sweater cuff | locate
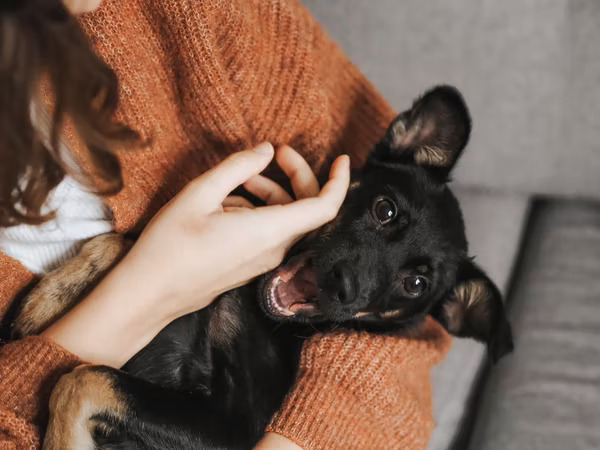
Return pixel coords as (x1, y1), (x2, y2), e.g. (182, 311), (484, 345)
(0, 336), (82, 427)
(266, 319), (451, 449)
(266, 370), (368, 449)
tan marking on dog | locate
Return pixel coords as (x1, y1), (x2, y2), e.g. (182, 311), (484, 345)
(389, 119), (428, 150)
(416, 265), (430, 274)
(388, 118), (449, 167)
(348, 181), (361, 191)
(414, 145), (448, 166)
(443, 280), (491, 333)
(380, 308), (404, 319)
(388, 120), (407, 148)
(208, 297), (242, 348)
(455, 280), (490, 309)
(354, 309), (403, 320)
(43, 366), (126, 450)
(12, 233), (130, 338)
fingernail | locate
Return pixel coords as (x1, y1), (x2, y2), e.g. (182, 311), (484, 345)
(254, 142), (274, 155)
(341, 154), (350, 168)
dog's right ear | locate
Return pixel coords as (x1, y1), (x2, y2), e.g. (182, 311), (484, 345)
(430, 259), (514, 363)
(369, 85), (471, 180)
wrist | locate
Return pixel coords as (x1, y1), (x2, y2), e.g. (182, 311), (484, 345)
(117, 245), (216, 321)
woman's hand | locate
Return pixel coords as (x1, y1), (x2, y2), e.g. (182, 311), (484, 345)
(123, 142), (349, 320)
(43, 143), (350, 367)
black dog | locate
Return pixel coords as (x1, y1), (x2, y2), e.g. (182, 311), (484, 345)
(13, 85), (513, 449)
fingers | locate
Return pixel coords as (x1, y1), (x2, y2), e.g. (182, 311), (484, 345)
(244, 146), (320, 205)
(276, 146), (320, 200)
(316, 154), (351, 213)
(222, 196), (255, 209)
(191, 143), (274, 210)
(244, 175), (293, 205)
(255, 154), (350, 234)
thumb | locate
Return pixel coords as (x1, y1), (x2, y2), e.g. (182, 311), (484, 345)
(191, 143), (274, 210)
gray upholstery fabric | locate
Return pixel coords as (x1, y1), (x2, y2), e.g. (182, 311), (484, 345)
(468, 200), (600, 450)
(301, 0), (600, 199)
(429, 188), (530, 450)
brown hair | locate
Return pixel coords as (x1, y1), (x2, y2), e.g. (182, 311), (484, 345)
(0, 0), (139, 227)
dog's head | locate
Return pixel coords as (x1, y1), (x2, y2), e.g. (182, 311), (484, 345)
(260, 86), (513, 362)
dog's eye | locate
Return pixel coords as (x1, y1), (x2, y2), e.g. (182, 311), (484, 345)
(402, 275), (429, 297)
(372, 197), (397, 224)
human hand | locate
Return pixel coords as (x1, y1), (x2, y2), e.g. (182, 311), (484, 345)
(120, 142), (350, 321)
(43, 143), (349, 368)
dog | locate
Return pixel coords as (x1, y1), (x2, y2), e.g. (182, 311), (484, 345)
(12, 85), (513, 449)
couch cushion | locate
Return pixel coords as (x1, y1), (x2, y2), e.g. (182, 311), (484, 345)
(428, 187), (530, 450)
(468, 200), (600, 450)
(301, 0), (600, 199)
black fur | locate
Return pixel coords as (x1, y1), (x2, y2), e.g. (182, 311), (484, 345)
(88, 86), (513, 449)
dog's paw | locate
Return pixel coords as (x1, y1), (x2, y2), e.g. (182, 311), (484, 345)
(12, 233), (129, 338)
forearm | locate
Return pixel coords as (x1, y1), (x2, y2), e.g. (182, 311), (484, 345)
(41, 257), (172, 369)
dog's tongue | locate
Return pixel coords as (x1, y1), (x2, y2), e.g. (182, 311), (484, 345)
(275, 258), (318, 311)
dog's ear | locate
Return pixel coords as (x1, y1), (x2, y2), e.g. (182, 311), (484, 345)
(431, 259), (513, 363)
(370, 85), (471, 178)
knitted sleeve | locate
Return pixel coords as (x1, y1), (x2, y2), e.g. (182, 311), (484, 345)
(0, 257), (81, 448)
(267, 318), (452, 449)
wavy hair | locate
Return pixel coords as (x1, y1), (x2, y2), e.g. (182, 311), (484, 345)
(0, 0), (139, 226)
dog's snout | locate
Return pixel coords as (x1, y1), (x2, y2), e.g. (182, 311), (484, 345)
(326, 262), (356, 305)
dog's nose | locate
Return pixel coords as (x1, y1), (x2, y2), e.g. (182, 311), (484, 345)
(327, 262), (356, 304)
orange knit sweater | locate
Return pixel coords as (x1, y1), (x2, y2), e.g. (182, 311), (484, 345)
(0, 1), (451, 448)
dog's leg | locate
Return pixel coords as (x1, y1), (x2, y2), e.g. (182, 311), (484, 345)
(12, 233), (129, 338)
(44, 365), (255, 450)
(43, 365), (127, 450)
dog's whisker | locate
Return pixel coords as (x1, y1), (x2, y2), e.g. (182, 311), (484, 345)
(330, 320), (342, 333)
(294, 333), (312, 339)
(308, 322), (320, 333)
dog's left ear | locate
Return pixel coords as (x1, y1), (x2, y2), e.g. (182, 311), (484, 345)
(431, 260), (514, 363)
(370, 85), (471, 179)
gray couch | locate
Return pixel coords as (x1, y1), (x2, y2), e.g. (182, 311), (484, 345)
(301, 1), (600, 448)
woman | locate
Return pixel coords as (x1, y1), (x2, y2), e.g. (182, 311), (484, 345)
(0, 0), (451, 448)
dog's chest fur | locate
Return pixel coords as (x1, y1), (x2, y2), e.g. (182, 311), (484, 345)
(123, 283), (304, 440)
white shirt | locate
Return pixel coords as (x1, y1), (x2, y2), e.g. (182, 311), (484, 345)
(0, 176), (113, 276)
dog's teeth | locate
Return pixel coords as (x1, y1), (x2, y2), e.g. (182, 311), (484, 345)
(267, 276), (295, 317)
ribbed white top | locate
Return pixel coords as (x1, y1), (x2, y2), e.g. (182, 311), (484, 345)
(0, 177), (113, 276)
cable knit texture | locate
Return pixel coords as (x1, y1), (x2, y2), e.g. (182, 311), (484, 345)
(0, 0), (451, 448)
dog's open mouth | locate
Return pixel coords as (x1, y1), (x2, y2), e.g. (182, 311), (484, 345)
(265, 252), (321, 318)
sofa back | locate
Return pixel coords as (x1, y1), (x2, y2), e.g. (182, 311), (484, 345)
(302, 0), (600, 200)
